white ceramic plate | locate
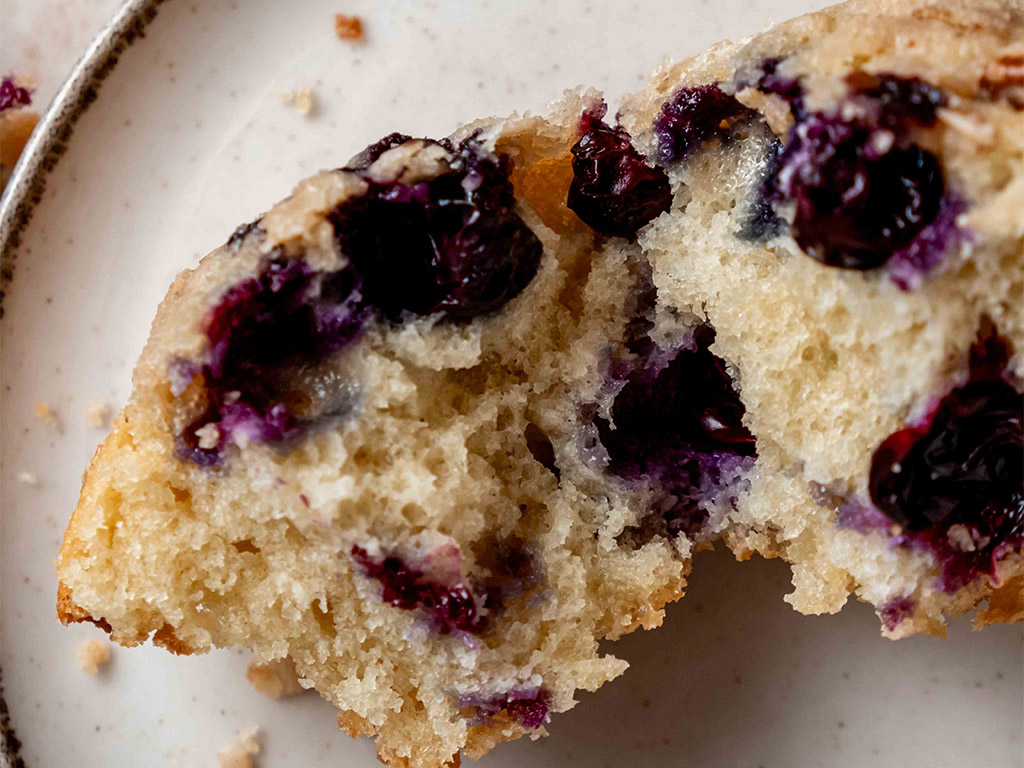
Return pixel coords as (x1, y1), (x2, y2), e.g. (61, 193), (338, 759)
(2, 1), (1021, 766)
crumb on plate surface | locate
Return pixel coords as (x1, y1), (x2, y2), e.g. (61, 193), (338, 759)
(217, 725), (262, 768)
(246, 658), (305, 699)
(334, 13), (364, 41)
(77, 639), (110, 675)
(86, 400), (112, 428)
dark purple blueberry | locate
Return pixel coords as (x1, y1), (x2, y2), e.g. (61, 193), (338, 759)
(0, 77), (31, 112)
(351, 545), (485, 634)
(767, 73), (952, 271)
(505, 689), (552, 729)
(599, 324), (756, 475)
(653, 83), (754, 164)
(847, 72), (947, 128)
(332, 137), (542, 320)
(205, 258), (364, 378)
(771, 114), (945, 269)
(599, 323), (756, 543)
(869, 324), (1023, 590)
(870, 379), (1022, 531)
(567, 115), (672, 239)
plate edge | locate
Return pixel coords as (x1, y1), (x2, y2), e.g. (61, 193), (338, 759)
(0, 0), (168, 317)
(0, 2), (168, 762)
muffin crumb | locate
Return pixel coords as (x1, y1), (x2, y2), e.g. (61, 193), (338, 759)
(85, 400), (112, 428)
(279, 88), (317, 117)
(77, 639), (110, 674)
(34, 402), (61, 431)
(217, 725), (261, 768)
(334, 13), (364, 41)
(246, 658), (305, 699)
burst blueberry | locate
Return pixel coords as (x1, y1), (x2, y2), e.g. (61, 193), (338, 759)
(178, 258), (366, 463)
(567, 110), (672, 239)
(0, 77), (31, 112)
(767, 73), (952, 271)
(869, 323), (1024, 590)
(598, 323), (756, 541)
(653, 83), (754, 164)
(332, 137), (542, 320)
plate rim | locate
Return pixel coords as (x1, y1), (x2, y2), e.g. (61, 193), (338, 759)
(0, 0), (166, 314)
(0, 2), (165, 763)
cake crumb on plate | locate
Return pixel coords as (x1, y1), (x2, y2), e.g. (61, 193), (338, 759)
(246, 658), (305, 699)
(85, 400), (111, 428)
(217, 725), (261, 768)
(279, 88), (316, 117)
(77, 639), (110, 674)
(34, 402), (62, 431)
(334, 13), (364, 41)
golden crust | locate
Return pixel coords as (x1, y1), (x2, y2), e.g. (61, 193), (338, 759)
(974, 575), (1024, 628)
(56, 581), (111, 632)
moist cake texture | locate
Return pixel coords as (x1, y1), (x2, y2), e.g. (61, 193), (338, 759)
(57, 0), (1023, 765)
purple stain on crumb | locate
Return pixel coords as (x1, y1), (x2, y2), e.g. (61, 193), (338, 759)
(0, 77), (31, 112)
(879, 595), (916, 630)
(653, 83), (754, 164)
(834, 500), (893, 534)
(755, 57), (805, 115)
(597, 323), (756, 543)
(351, 545), (485, 635)
(886, 194), (968, 290)
(868, 321), (1023, 591)
(459, 688), (551, 729)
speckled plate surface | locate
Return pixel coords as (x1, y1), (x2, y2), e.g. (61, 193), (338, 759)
(1, 1), (1022, 766)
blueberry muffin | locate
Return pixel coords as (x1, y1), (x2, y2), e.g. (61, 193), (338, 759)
(57, 0), (1023, 765)
(617, 0), (1023, 636)
(58, 95), (686, 768)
